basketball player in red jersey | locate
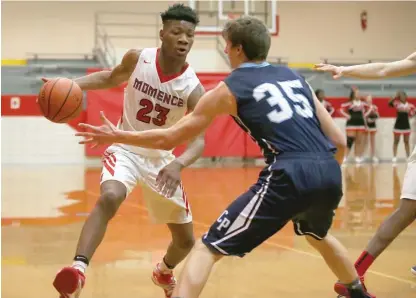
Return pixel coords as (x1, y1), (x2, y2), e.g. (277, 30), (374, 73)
(316, 52), (416, 296)
(48, 4), (205, 298)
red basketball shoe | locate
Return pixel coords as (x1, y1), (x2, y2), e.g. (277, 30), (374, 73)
(151, 263), (177, 298)
(53, 267), (85, 298)
(334, 276), (376, 298)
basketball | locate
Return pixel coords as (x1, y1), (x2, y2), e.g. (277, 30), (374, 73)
(38, 78), (83, 123)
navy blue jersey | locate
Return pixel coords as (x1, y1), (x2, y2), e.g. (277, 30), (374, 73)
(223, 62), (336, 162)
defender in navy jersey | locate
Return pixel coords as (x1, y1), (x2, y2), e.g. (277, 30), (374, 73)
(78, 16), (372, 298)
(228, 62), (336, 162)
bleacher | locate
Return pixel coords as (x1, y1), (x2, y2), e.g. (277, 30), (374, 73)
(2, 53), (102, 95)
(292, 67), (416, 98)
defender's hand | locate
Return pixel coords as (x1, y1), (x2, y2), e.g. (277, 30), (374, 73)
(314, 63), (344, 79)
(156, 160), (184, 198)
(76, 111), (119, 148)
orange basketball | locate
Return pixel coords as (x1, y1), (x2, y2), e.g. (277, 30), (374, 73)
(38, 78), (83, 123)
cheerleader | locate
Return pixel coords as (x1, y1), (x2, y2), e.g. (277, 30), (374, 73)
(339, 88), (371, 164)
(389, 91), (415, 162)
(365, 95), (379, 163)
(315, 89), (335, 116)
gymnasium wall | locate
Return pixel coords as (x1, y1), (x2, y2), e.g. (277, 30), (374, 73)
(114, 41), (231, 73)
(2, 1), (415, 63)
(2, 72), (415, 164)
(271, 1), (416, 62)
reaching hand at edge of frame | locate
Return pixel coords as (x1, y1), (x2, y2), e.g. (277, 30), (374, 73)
(76, 111), (120, 148)
(314, 63), (344, 79)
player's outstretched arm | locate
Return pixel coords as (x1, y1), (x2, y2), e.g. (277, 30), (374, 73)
(315, 52), (416, 79)
(77, 82), (237, 149)
(43, 49), (140, 90)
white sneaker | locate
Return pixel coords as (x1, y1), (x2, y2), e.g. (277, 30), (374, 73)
(372, 157), (379, 164)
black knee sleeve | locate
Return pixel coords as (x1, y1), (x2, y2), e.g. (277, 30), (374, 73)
(347, 136), (355, 149)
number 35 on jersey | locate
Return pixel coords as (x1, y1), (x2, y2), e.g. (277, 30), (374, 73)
(253, 79), (313, 124)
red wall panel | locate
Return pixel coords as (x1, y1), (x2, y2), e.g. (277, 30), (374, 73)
(1, 95), (87, 131)
(85, 89), (124, 156)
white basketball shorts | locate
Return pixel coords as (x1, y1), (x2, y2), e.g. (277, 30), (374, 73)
(401, 147), (416, 201)
(100, 145), (192, 224)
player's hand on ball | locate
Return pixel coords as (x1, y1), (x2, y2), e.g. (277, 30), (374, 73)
(314, 63), (344, 79)
(76, 111), (119, 148)
(156, 160), (184, 198)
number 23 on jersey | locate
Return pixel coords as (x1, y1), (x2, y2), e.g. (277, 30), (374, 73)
(136, 98), (170, 126)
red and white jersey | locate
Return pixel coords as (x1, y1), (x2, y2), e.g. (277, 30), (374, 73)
(391, 100), (416, 117)
(340, 100), (370, 118)
(115, 48), (200, 157)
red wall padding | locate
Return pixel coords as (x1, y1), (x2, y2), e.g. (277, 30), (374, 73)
(1, 94), (87, 131)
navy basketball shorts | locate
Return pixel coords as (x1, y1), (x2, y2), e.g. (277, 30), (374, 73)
(202, 153), (343, 257)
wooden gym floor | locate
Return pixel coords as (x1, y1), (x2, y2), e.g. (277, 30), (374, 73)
(2, 163), (416, 298)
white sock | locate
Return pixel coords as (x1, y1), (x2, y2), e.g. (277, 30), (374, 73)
(159, 260), (172, 273)
(72, 260), (87, 274)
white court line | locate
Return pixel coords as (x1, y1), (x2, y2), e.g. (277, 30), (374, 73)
(86, 190), (416, 286)
(192, 218), (416, 286)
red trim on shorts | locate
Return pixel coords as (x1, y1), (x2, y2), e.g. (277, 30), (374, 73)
(180, 183), (189, 215)
(393, 130), (411, 135)
(107, 154), (116, 167)
(102, 151), (116, 176)
(103, 161), (114, 176)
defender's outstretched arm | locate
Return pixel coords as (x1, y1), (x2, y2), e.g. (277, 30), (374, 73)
(77, 82), (237, 149)
(315, 52), (416, 79)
